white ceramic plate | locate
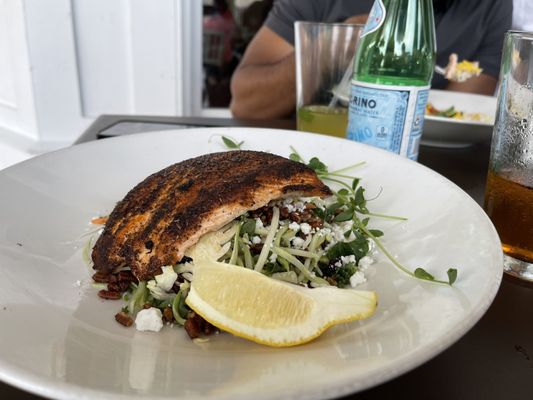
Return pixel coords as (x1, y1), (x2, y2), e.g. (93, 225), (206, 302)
(0, 128), (502, 400)
(423, 89), (497, 148)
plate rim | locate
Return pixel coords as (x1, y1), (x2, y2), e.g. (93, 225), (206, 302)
(0, 127), (504, 400)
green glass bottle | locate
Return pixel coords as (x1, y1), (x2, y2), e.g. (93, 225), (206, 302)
(346, 0), (436, 160)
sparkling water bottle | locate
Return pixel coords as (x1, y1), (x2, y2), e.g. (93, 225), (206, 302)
(346, 0), (436, 160)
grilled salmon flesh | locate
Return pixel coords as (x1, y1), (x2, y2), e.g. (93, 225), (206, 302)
(91, 151), (332, 281)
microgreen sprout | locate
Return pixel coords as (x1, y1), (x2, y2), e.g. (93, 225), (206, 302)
(290, 147), (458, 286)
(221, 135), (244, 149)
(209, 134), (245, 150)
(208, 138), (455, 285)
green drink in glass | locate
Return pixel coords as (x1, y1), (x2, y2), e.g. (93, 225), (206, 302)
(295, 22), (363, 138)
(346, 0), (436, 160)
(297, 105), (348, 138)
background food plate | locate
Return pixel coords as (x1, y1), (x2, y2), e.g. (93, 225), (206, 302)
(423, 89), (497, 148)
(0, 128), (502, 400)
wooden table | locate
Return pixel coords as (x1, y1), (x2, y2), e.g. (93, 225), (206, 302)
(3, 115), (532, 400)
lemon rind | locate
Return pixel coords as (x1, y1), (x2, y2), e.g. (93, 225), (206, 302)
(185, 260), (378, 347)
(186, 286), (377, 347)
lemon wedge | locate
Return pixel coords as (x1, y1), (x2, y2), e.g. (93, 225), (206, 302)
(185, 260), (378, 347)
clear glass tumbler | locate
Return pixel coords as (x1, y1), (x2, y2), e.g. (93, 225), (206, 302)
(484, 31), (533, 282)
(295, 22), (363, 138)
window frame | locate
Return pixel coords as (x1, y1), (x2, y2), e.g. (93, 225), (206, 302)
(177, 0), (232, 118)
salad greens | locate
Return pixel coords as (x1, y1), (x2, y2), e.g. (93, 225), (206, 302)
(287, 146), (457, 286)
(220, 138), (458, 286)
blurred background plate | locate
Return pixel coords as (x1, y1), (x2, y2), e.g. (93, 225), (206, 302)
(422, 90), (497, 148)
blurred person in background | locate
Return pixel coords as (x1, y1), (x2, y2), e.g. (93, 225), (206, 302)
(203, 0), (237, 67)
(239, 0), (274, 42)
(230, 0), (512, 119)
(203, 0), (237, 107)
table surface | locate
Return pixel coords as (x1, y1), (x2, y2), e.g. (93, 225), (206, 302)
(3, 115), (533, 400)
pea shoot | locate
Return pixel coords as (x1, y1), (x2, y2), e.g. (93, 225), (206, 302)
(289, 146), (458, 286)
(216, 137), (458, 286)
(221, 135), (244, 150)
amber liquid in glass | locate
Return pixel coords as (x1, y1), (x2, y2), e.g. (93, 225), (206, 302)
(484, 169), (533, 263)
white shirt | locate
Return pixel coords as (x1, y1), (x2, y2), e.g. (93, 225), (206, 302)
(513, 0), (533, 31)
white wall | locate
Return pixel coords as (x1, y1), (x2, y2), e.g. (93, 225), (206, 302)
(72, 0), (181, 117)
(0, 0), (205, 164)
(0, 0), (38, 141)
(23, 0), (91, 145)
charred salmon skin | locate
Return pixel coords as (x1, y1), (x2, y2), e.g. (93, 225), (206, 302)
(91, 151), (332, 281)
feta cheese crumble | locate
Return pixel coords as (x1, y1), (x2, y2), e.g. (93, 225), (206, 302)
(147, 265), (178, 300)
(340, 255), (356, 265)
(300, 223), (312, 235)
(281, 198), (307, 213)
(358, 255), (374, 270)
(349, 271), (367, 287)
(154, 265), (177, 291)
(288, 221), (300, 232)
(135, 308), (164, 332)
(291, 237), (305, 248)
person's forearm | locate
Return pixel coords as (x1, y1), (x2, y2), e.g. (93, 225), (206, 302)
(445, 73), (497, 96)
(230, 53), (296, 119)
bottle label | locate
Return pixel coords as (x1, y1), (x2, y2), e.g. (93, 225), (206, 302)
(361, 0), (386, 37)
(346, 81), (430, 160)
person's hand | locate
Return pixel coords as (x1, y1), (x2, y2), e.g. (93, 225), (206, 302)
(344, 14), (369, 25)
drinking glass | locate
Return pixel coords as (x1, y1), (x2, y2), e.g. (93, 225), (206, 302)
(295, 22), (363, 138)
(484, 31), (533, 282)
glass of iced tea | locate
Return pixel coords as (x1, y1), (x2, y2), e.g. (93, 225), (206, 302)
(484, 31), (533, 282)
(295, 22), (363, 138)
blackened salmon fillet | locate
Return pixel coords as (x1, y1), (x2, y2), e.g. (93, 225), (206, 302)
(91, 151), (332, 281)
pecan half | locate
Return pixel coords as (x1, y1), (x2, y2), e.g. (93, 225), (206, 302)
(97, 290), (122, 300)
(184, 313), (201, 339)
(115, 311), (134, 327)
(92, 271), (110, 283)
(184, 312), (218, 339)
(162, 307), (174, 323)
